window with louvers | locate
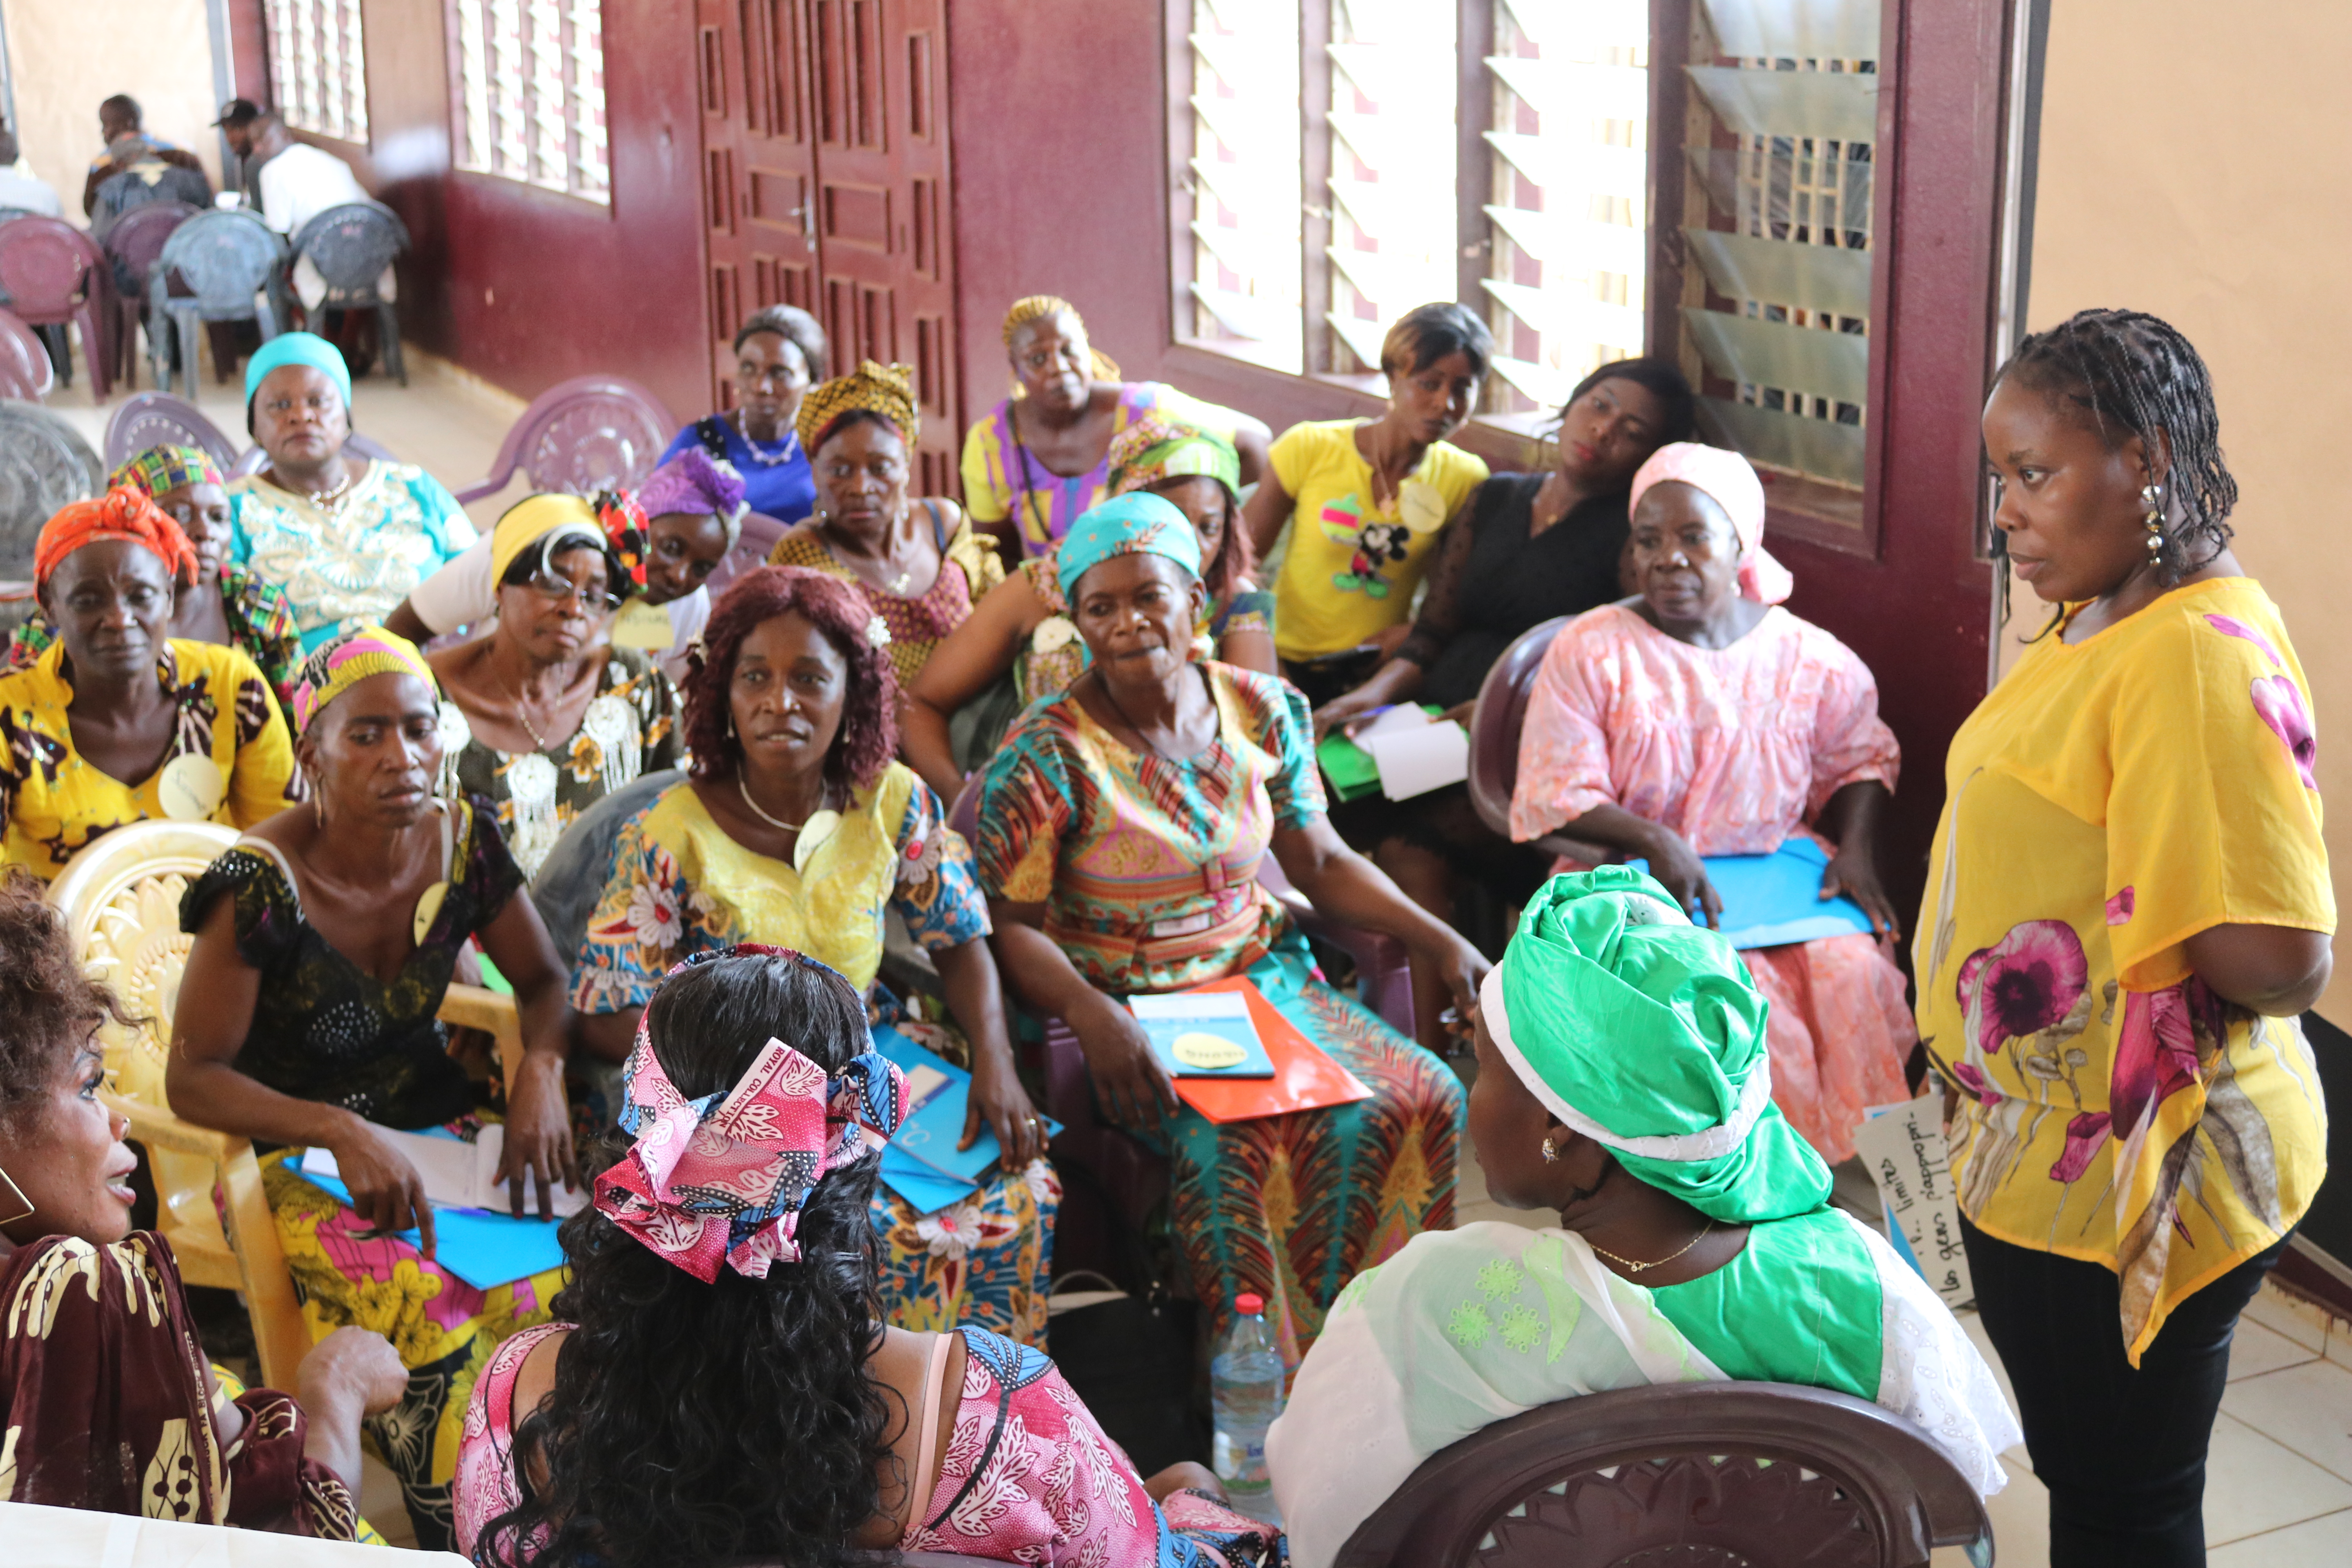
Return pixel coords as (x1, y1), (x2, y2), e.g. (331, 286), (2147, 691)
(264, 0), (370, 145)
(1181, 0), (1305, 373)
(447, 0), (611, 204)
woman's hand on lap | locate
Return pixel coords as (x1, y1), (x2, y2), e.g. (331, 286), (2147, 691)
(330, 1122), (438, 1258)
(1069, 989), (1180, 1129)
(1819, 841), (1900, 938)
(964, 1049), (1047, 1167)
(497, 1053), (580, 1220)
(1640, 826), (1722, 929)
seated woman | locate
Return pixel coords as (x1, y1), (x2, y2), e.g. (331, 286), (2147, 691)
(961, 294), (1270, 559)
(455, 947), (1278, 1567)
(1510, 445), (1914, 1165)
(390, 449), (744, 686)
(8, 445), (302, 698)
(901, 417), (1276, 802)
(1241, 303), (1495, 706)
(427, 495), (681, 880)
(657, 303), (826, 523)
(1309, 358), (1694, 1048)
(227, 333), (477, 653)
(766, 360), (1003, 685)
(1265, 869), (2020, 1568)
(0, 489), (297, 882)
(166, 627), (579, 1550)
(975, 495), (1483, 1358)
(0, 864), (407, 1536)
(570, 567), (1056, 1341)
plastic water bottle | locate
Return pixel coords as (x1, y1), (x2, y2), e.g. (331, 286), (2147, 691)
(1210, 1290), (1286, 1525)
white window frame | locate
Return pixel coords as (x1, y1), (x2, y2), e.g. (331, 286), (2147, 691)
(263, 0), (370, 145)
(446, 0), (611, 205)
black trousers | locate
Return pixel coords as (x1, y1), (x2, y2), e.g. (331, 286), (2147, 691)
(1961, 1213), (2290, 1567)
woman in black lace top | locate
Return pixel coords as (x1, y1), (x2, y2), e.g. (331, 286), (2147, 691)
(1312, 359), (1692, 1047)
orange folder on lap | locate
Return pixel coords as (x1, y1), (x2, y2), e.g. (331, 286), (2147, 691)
(1160, 976), (1373, 1124)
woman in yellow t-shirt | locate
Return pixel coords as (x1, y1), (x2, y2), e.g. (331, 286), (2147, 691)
(1241, 303), (1492, 704)
(1922, 309), (2332, 1565)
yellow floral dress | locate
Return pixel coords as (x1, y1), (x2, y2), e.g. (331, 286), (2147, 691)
(1915, 579), (2333, 1363)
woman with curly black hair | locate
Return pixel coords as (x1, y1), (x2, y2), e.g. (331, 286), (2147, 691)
(1922, 307), (2333, 1564)
(457, 947), (1278, 1568)
(0, 866), (405, 1537)
(569, 566), (1057, 1344)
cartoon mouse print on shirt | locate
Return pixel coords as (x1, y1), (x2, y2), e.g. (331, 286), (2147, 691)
(1321, 479), (1446, 599)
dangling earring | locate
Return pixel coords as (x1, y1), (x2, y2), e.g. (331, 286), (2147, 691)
(0, 1163), (34, 1226)
(1540, 1136), (1560, 1163)
(2141, 482), (2165, 561)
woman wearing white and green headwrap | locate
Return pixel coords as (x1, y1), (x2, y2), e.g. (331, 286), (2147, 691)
(1265, 869), (2020, 1568)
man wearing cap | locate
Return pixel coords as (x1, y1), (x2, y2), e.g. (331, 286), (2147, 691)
(1265, 868), (2020, 1567)
(215, 100), (388, 319)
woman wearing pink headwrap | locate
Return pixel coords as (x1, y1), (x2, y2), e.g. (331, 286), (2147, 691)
(1508, 442), (1913, 1165)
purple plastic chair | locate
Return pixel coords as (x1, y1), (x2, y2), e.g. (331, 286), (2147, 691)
(454, 375), (676, 503)
(705, 510), (791, 599)
(1467, 614), (1621, 866)
(1334, 1380), (1992, 1567)
(0, 216), (118, 401)
(0, 307), (55, 401)
(104, 391), (237, 472)
(99, 201), (199, 387)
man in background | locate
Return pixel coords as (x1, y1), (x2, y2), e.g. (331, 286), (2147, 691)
(0, 127), (64, 218)
(216, 99), (388, 374)
(83, 94), (204, 214)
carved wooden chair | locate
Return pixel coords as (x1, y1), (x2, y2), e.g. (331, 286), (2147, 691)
(1335, 1381), (1994, 1568)
(51, 820), (525, 1392)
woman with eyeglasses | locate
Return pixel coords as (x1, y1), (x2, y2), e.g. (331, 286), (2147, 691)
(6, 445), (303, 700)
(428, 496), (681, 880)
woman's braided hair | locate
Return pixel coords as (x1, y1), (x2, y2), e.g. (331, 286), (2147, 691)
(1996, 307), (2238, 582)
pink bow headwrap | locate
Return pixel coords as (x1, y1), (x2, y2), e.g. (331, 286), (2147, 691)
(1627, 442), (1793, 605)
(592, 947), (909, 1282)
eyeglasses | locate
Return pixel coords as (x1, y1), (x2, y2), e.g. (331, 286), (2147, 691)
(526, 571), (621, 613)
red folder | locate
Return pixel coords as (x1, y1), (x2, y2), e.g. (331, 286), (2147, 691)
(1163, 976), (1374, 1124)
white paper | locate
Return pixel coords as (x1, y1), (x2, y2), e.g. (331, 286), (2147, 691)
(303, 1125), (590, 1216)
(1853, 1094), (1974, 1310)
(1367, 719), (1470, 800)
(1352, 703), (1432, 740)
(1127, 991), (1253, 1019)
(1, 1499), (472, 1567)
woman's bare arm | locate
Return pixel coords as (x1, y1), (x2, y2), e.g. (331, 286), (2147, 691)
(1241, 477), (1296, 562)
(987, 900), (1178, 1127)
(902, 571), (1048, 802)
(475, 891), (582, 1212)
(2184, 924), (2333, 1016)
(1269, 817), (1489, 1018)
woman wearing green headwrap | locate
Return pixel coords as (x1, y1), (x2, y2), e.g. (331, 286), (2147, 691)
(1265, 869), (2019, 1568)
(227, 332), (478, 653)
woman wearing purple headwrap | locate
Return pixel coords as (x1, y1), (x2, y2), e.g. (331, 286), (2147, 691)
(385, 449), (747, 684)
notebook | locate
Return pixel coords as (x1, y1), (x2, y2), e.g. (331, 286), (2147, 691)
(871, 1024), (1062, 1212)
(1127, 991), (1275, 1078)
(1149, 978), (1374, 1125)
(1628, 838), (1877, 949)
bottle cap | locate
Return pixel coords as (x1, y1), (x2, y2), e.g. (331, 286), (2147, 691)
(1235, 1291), (1264, 1316)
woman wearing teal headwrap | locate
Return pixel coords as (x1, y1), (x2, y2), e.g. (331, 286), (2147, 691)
(974, 492), (1485, 1362)
(1264, 869), (2020, 1567)
(228, 332), (477, 652)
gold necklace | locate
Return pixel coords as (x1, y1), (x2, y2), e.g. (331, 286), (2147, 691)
(737, 771), (817, 833)
(497, 663), (557, 751)
(1587, 1220), (1714, 1276)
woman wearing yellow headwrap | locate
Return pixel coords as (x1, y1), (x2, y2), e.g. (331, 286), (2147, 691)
(958, 294), (1270, 559)
(426, 494), (681, 880)
(765, 360), (1005, 685)
(169, 624), (580, 1552)
(1266, 869), (2021, 1568)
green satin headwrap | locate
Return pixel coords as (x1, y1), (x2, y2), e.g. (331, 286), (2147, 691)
(1480, 867), (1831, 1224)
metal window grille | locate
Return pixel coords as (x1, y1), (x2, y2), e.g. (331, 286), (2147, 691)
(447, 0), (610, 203)
(263, 0), (370, 144)
(1185, 0), (1305, 373)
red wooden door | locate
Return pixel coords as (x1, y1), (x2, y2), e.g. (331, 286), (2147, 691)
(697, 0), (823, 415)
(807, 0), (961, 496)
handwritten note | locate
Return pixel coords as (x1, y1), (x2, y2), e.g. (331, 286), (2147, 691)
(1853, 1093), (1975, 1310)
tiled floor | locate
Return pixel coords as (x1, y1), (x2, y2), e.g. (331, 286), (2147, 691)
(1465, 1123), (2352, 1567)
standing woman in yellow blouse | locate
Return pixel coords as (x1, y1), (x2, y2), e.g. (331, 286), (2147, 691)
(1923, 308), (2333, 1566)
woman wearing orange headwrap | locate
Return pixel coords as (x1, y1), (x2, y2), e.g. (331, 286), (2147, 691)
(0, 488), (298, 880)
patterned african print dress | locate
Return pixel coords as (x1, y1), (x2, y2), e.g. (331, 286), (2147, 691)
(1015, 554), (1276, 706)
(974, 662), (1466, 1364)
(177, 799), (559, 1553)
(228, 462), (477, 654)
(0, 639), (299, 881)
(961, 381), (1244, 557)
(766, 502), (1007, 686)
(570, 766), (1060, 1344)
(6, 564), (304, 700)
(436, 648), (680, 882)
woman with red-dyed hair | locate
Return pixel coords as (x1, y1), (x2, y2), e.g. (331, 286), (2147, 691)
(570, 566), (1058, 1342)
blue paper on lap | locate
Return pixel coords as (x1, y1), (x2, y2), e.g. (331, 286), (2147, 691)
(294, 1170), (568, 1290)
(1629, 838), (1875, 949)
(870, 1023), (1060, 1214)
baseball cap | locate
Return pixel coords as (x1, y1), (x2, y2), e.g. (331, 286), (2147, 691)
(212, 99), (263, 129)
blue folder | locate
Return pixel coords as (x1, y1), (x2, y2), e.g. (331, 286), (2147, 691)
(1628, 838), (1875, 949)
(871, 1024), (1061, 1214)
(295, 1169), (568, 1290)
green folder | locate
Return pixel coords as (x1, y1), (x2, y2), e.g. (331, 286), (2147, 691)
(1316, 704), (1443, 802)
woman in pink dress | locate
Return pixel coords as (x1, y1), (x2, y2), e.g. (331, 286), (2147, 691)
(1508, 443), (1912, 1164)
(455, 946), (1279, 1568)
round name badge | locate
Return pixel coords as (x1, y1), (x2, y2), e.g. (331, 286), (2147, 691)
(1399, 479), (1448, 534)
(1170, 1031), (1249, 1071)
(792, 808), (843, 875)
(412, 880), (449, 946)
(1032, 615), (1079, 654)
(157, 755), (227, 820)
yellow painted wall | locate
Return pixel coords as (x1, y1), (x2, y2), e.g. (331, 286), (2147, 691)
(6, 0), (225, 223)
(2029, 2), (2352, 1018)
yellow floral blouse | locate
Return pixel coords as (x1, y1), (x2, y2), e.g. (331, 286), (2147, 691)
(0, 639), (299, 880)
(1916, 579), (2333, 1363)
